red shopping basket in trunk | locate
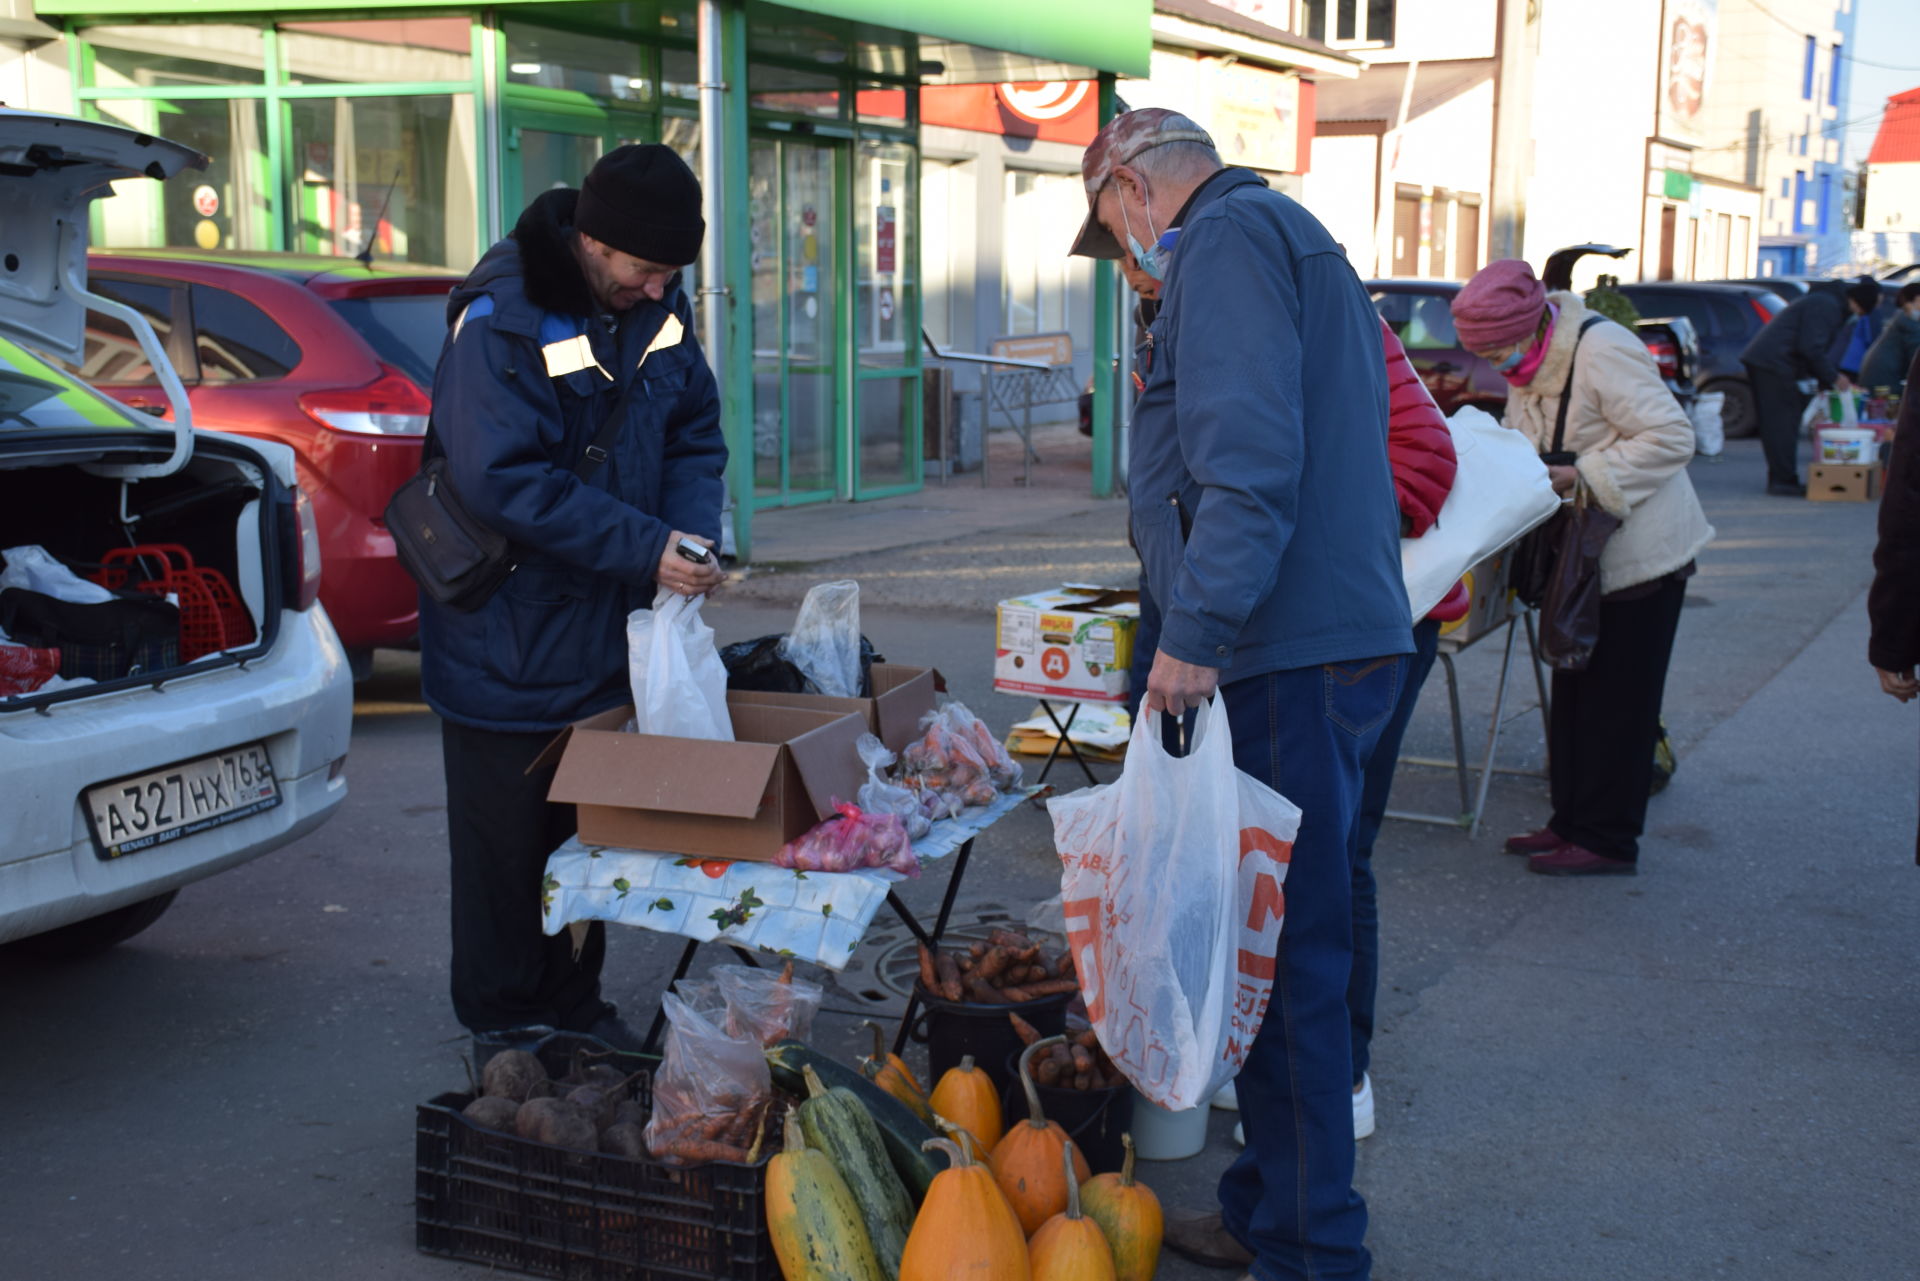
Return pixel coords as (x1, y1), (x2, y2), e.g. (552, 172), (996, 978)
(91, 544), (255, 661)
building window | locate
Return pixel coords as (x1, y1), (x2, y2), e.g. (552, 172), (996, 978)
(1802, 35), (1815, 99)
(1002, 169), (1086, 337)
(1828, 45), (1842, 107)
(1302, 0), (1394, 46)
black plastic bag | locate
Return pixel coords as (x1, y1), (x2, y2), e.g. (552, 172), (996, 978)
(720, 632), (885, 695)
(1535, 493), (1620, 672)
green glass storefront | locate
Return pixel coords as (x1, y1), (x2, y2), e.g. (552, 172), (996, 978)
(38, 0), (1147, 556)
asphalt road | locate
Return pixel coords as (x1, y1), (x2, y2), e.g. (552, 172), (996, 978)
(2, 438), (1914, 1281)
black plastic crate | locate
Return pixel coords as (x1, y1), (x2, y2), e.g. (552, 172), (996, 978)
(415, 1035), (780, 1281)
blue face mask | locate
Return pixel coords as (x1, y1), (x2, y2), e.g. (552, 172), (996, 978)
(1120, 186), (1167, 282)
(1493, 347), (1526, 372)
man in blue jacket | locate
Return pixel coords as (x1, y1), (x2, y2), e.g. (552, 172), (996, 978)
(1072, 109), (1411, 1281)
(421, 144), (727, 1052)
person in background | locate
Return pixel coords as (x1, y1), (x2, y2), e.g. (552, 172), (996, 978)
(1840, 277), (1887, 385)
(1453, 260), (1712, 876)
(1741, 279), (1883, 495)
(1861, 283), (1920, 395)
(1866, 348), (1920, 867)
(420, 146), (727, 1057)
(1076, 106), (1411, 1281)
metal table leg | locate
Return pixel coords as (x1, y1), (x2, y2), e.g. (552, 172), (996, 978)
(889, 836), (976, 1056)
(1034, 699), (1098, 787)
(1466, 617), (1522, 838)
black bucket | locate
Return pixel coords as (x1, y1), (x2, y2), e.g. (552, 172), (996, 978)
(909, 981), (1074, 1098)
(1001, 1049), (1134, 1174)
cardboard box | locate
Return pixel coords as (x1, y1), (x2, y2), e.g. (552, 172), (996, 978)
(994, 585), (1138, 704)
(541, 695), (869, 860)
(728, 664), (941, 754)
(1436, 548), (1517, 648)
(1807, 463), (1882, 503)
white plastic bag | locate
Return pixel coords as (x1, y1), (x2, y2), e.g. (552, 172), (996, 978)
(0, 545), (114, 604)
(779, 580), (861, 697)
(1048, 698), (1301, 1110)
(1690, 391), (1725, 457)
(626, 589), (733, 740)
(1401, 406), (1561, 622)
(854, 732), (932, 840)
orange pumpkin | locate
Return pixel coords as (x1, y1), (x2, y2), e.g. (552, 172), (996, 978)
(1029, 1141), (1116, 1281)
(861, 1020), (934, 1123)
(989, 1036), (1091, 1236)
(1079, 1133), (1162, 1281)
(899, 1136), (1032, 1281)
(930, 1054), (1004, 1151)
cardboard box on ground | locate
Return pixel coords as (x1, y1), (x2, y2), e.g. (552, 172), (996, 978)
(537, 668), (941, 862)
(994, 585), (1138, 704)
(1807, 463), (1883, 503)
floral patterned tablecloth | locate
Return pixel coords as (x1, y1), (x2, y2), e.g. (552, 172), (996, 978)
(540, 787), (1036, 969)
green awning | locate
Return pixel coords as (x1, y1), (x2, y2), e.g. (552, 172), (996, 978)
(36, 0), (1152, 76)
(776, 0), (1149, 77)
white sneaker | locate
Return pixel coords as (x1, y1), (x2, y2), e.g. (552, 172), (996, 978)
(1230, 1078), (1374, 1146)
(1211, 1081), (1239, 1112)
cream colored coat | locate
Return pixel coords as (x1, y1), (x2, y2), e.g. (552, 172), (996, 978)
(1504, 292), (1715, 593)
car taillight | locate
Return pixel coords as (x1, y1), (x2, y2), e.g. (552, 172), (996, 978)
(1644, 337), (1680, 381)
(1751, 297), (1775, 323)
(291, 487), (323, 610)
(298, 366), (431, 436)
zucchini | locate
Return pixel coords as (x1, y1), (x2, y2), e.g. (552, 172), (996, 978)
(766, 1039), (938, 1204)
(766, 1112), (887, 1281)
(797, 1065), (914, 1280)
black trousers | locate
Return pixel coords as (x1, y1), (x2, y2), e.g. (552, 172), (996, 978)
(442, 719), (609, 1033)
(1547, 576), (1688, 862)
(1745, 362), (1810, 486)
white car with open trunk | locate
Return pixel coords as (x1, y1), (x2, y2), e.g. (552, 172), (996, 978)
(0, 108), (352, 957)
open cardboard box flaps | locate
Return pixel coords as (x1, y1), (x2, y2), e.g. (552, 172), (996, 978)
(726, 663), (944, 754)
(537, 694), (870, 861)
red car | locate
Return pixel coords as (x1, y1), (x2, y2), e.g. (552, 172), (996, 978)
(77, 251), (458, 675)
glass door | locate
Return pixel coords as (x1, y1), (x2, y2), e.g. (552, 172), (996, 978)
(505, 106), (608, 217)
(750, 135), (843, 507)
(852, 140), (920, 497)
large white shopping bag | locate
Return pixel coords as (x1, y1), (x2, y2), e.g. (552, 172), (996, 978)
(1048, 699), (1301, 1110)
(627, 589), (733, 740)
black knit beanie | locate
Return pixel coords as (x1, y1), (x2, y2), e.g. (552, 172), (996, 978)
(574, 144), (705, 266)
(1847, 278), (1883, 313)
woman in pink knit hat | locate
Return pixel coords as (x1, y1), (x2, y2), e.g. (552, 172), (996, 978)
(1452, 259), (1713, 876)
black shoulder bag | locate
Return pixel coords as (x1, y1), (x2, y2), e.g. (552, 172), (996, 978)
(1510, 316), (1605, 608)
(386, 376), (638, 613)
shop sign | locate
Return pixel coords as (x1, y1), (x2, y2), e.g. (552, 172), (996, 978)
(1658, 0), (1717, 146)
(917, 81), (1098, 145)
(192, 185), (220, 218)
(990, 331), (1073, 368)
(876, 205), (896, 274)
(1201, 58), (1300, 174)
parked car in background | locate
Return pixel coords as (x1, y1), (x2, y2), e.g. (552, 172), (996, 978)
(1368, 278), (1700, 421)
(1722, 276), (1810, 298)
(1614, 282), (1785, 438)
(1, 108), (351, 957)
(70, 251), (458, 676)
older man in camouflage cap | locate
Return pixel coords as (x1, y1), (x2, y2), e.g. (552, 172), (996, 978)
(1073, 108), (1410, 1281)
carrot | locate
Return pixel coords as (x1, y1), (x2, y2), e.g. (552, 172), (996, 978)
(1054, 951), (1077, 979)
(917, 942), (940, 993)
(1002, 977), (1079, 1002)
(1072, 1027), (1099, 1051)
(1073, 1071), (1093, 1091)
(968, 940), (989, 961)
(987, 928), (1032, 951)
(934, 951), (964, 1001)
(975, 945), (1013, 983)
(1008, 1012), (1042, 1046)
(659, 1139), (751, 1165)
(1070, 1044), (1095, 1077)
(964, 975), (1009, 1005)
(1035, 1054), (1063, 1086)
(777, 960), (795, 985)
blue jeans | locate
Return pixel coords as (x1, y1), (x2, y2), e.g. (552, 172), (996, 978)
(1347, 617), (1442, 1085)
(1216, 656), (1405, 1281)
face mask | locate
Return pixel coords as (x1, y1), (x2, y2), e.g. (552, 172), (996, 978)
(1119, 183), (1166, 282)
(1493, 348), (1526, 372)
